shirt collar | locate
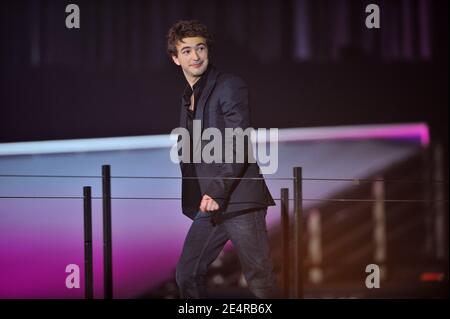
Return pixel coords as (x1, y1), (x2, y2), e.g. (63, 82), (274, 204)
(182, 63), (212, 106)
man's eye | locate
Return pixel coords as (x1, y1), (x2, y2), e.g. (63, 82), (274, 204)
(183, 50), (190, 55)
(198, 47), (204, 51)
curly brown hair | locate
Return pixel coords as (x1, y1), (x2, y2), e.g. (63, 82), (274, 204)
(166, 20), (214, 57)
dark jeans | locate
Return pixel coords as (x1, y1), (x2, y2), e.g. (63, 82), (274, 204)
(175, 208), (279, 299)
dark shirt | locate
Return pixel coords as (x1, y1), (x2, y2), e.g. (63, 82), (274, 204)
(181, 64), (211, 213)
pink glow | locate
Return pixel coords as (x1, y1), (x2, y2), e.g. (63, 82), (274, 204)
(278, 123), (430, 147)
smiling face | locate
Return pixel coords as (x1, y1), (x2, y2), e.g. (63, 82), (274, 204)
(171, 36), (209, 86)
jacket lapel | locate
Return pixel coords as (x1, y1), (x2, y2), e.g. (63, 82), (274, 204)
(179, 65), (219, 131)
(179, 97), (187, 129)
(195, 66), (218, 132)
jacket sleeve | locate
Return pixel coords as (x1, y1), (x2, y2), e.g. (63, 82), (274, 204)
(203, 76), (252, 210)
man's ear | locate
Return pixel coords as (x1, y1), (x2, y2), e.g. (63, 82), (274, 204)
(172, 54), (180, 66)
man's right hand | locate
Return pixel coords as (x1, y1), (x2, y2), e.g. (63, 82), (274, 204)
(199, 194), (220, 212)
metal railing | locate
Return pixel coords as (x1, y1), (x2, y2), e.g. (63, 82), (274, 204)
(0, 165), (447, 299)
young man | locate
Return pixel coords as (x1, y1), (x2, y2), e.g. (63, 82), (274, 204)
(167, 20), (279, 299)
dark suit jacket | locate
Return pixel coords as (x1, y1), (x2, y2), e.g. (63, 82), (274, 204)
(178, 65), (275, 220)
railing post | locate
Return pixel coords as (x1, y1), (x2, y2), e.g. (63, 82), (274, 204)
(102, 165), (113, 299)
(280, 187), (290, 298)
(372, 176), (387, 282)
(293, 167), (304, 299)
(307, 209), (323, 285)
(83, 186), (93, 299)
(431, 142), (446, 261)
(422, 145), (434, 258)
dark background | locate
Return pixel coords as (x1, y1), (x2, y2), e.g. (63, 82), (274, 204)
(0, 0), (448, 153)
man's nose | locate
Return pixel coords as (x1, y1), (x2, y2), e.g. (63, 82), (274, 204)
(192, 50), (200, 60)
